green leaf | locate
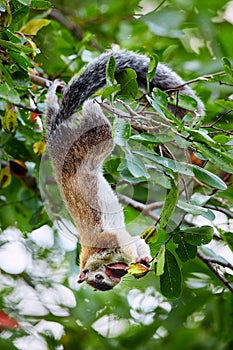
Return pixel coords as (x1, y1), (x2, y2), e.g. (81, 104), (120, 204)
(106, 55), (116, 86)
(12, 70), (30, 87)
(175, 134), (191, 149)
(159, 178), (178, 229)
(222, 57), (233, 78)
(152, 88), (169, 106)
(10, 1), (29, 30)
(141, 226), (159, 244)
(213, 134), (231, 145)
(173, 233), (197, 262)
(17, 0), (31, 4)
(216, 99), (233, 110)
(160, 249), (181, 299)
(150, 169), (171, 189)
(194, 142), (233, 174)
(151, 89), (181, 125)
(120, 168), (146, 183)
(130, 132), (175, 144)
(104, 158), (120, 175)
(134, 151), (194, 176)
(190, 193), (211, 206)
(156, 244), (166, 276)
(177, 200), (215, 220)
(101, 84), (121, 100)
(146, 53), (158, 91)
(153, 155), (193, 175)
(146, 94), (166, 118)
(0, 83), (20, 104)
(21, 18), (51, 35)
(103, 56), (121, 100)
(31, 0), (51, 10)
(8, 51), (33, 71)
(185, 127), (216, 147)
(116, 68), (138, 99)
(0, 38), (39, 54)
(168, 94), (197, 112)
(182, 226), (214, 246)
(220, 230), (233, 252)
(113, 118), (131, 146)
(125, 153), (149, 178)
(0, 61), (14, 87)
(29, 206), (45, 226)
(191, 165), (227, 190)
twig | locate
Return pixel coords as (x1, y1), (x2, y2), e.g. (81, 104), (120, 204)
(12, 74), (64, 113)
(205, 204), (233, 219)
(204, 258), (233, 271)
(116, 99), (139, 116)
(11, 102), (42, 114)
(117, 193), (159, 221)
(145, 201), (164, 211)
(213, 233), (224, 241)
(166, 70), (232, 92)
(153, 0), (167, 12)
(197, 251), (233, 293)
(219, 81), (233, 87)
(100, 101), (133, 119)
(29, 73), (52, 88)
(202, 110), (233, 128)
(8, 75), (51, 113)
(203, 125), (233, 136)
(101, 101), (185, 137)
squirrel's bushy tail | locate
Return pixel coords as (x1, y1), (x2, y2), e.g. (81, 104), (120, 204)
(60, 50), (204, 115)
(46, 50), (204, 131)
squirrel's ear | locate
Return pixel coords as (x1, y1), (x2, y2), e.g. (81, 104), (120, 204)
(77, 270), (87, 283)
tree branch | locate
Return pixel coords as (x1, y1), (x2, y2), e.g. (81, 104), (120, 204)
(197, 251), (233, 293)
(205, 204), (233, 219)
(165, 70), (233, 92)
(204, 257), (233, 271)
(12, 74), (63, 113)
(11, 74), (51, 113)
(29, 74), (52, 88)
(11, 102), (42, 114)
(117, 193), (160, 221)
(202, 110), (233, 129)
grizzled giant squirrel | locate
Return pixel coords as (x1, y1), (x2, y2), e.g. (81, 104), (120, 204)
(45, 50), (204, 291)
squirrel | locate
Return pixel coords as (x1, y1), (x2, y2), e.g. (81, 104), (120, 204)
(45, 50), (204, 291)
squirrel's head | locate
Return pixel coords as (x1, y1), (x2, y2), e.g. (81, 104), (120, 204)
(77, 262), (129, 291)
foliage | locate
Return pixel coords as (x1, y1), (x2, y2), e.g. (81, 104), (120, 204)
(0, 0), (233, 349)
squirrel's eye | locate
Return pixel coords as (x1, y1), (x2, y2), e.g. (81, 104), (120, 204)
(95, 274), (104, 281)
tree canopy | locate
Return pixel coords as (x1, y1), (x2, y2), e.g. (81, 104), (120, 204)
(0, 1), (233, 349)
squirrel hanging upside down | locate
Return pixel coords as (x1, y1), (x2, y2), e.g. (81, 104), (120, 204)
(45, 50), (204, 291)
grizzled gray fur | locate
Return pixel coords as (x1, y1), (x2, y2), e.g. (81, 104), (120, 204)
(50, 50), (204, 130)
